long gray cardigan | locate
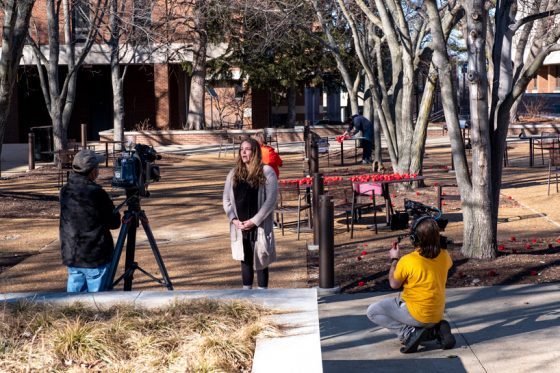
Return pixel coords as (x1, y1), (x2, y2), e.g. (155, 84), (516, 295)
(223, 165), (278, 270)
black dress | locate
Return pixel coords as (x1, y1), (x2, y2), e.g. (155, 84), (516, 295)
(233, 179), (269, 287)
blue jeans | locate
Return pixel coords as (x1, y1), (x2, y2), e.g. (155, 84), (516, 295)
(67, 264), (110, 293)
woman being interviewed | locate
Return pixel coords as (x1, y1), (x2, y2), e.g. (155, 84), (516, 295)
(223, 138), (278, 289)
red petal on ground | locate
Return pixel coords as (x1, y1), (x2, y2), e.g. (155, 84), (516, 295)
(488, 270), (498, 277)
(531, 239), (537, 244)
(358, 281), (365, 286)
(498, 245), (505, 251)
(510, 236), (517, 242)
(361, 250), (367, 256)
(530, 270), (538, 276)
(525, 244), (532, 250)
(357, 256), (362, 261)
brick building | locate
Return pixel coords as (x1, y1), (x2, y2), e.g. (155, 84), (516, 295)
(3, 2), (343, 144)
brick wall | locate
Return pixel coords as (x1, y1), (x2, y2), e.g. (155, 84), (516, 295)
(99, 125), (347, 146)
(154, 64), (170, 129)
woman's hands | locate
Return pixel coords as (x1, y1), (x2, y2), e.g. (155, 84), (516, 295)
(389, 241), (400, 260)
(232, 219), (256, 230)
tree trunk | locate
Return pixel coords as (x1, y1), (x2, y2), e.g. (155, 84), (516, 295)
(186, 8), (208, 130)
(427, 0), (495, 259)
(0, 0), (35, 166)
(109, 0), (124, 149)
(410, 65), (438, 186)
(111, 63), (125, 148)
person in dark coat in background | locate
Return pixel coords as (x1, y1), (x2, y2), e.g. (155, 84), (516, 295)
(343, 114), (374, 164)
(60, 149), (121, 292)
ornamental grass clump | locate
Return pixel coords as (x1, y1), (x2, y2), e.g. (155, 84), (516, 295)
(0, 299), (280, 372)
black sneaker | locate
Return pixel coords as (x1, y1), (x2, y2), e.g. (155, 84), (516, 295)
(436, 320), (456, 350)
(400, 327), (430, 353)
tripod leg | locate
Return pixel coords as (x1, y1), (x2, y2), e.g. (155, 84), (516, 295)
(104, 215), (131, 290)
(140, 212), (174, 290)
(123, 213), (139, 291)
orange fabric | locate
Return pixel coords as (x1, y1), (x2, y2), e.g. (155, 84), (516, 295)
(261, 145), (283, 177)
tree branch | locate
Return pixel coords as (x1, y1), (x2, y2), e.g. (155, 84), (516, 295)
(510, 8), (560, 32)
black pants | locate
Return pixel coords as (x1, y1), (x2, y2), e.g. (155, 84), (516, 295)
(362, 139), (373, 161)
(241, 238), (269, 288)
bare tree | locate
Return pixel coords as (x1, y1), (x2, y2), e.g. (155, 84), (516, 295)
(0, 0), (35, 166)
(331, 0), (462, 177)
(28, 0), (107, 153)
(428, 0), (560, 258)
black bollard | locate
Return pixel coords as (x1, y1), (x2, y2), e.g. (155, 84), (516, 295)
(309, 133), (320, 175)
(319, 194), (335, 289)
(437, 185), (443, 212)
(313, 173), (324, 245)
(28, 133), (35, 170)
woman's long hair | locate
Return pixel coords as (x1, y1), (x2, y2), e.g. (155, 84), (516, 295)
(415, 218), (442, 259)
(233, 138), (266, 187)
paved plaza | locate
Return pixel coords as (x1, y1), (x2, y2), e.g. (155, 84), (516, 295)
(1, 135), (560, 372)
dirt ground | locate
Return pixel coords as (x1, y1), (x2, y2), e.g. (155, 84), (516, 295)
(1, 132), (560, 293)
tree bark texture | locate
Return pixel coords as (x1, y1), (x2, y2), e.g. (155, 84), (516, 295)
(186, 3), (207, 130)
(0, 0), (35, 163)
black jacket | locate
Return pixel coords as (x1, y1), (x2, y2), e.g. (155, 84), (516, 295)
(60, 173), (121, 267)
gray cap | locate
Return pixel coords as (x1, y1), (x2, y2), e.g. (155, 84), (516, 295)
(72, 149), (105, 174)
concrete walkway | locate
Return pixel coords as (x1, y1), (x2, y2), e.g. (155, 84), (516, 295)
(320, 284), (560, 372)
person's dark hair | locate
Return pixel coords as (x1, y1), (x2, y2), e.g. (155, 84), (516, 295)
(415, 218), (441, 259)
(233, 138), (266, 187)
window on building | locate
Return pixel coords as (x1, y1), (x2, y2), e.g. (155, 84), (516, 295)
(533, 75), (538, 91)
(72, 0), (90, 43)
(234, 84), (244, 100)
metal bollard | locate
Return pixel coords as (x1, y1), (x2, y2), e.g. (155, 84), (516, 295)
(81, 123), (88, 149)
(312, 173), (324, 245)
(319, 194), (335, 289)
(437, 185), (443, 212)
(28, 133), (35, 170)
(309, 135), (319, 175)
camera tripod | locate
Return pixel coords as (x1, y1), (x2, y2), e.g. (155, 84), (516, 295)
(104, 192), (173, 291)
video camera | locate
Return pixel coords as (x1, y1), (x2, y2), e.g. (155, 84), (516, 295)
(112, 143), (161, 197)
(404, 199), (451, 249)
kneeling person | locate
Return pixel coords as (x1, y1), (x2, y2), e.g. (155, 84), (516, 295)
(366, 216), (456, 353)
(60, 149), (121, 292)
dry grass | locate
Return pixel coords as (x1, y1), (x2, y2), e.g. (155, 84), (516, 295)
(0, 298), (280, 372)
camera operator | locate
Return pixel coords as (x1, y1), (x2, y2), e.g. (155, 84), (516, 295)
(60, 149), (121, 292)
(366, 216), (456, 353)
